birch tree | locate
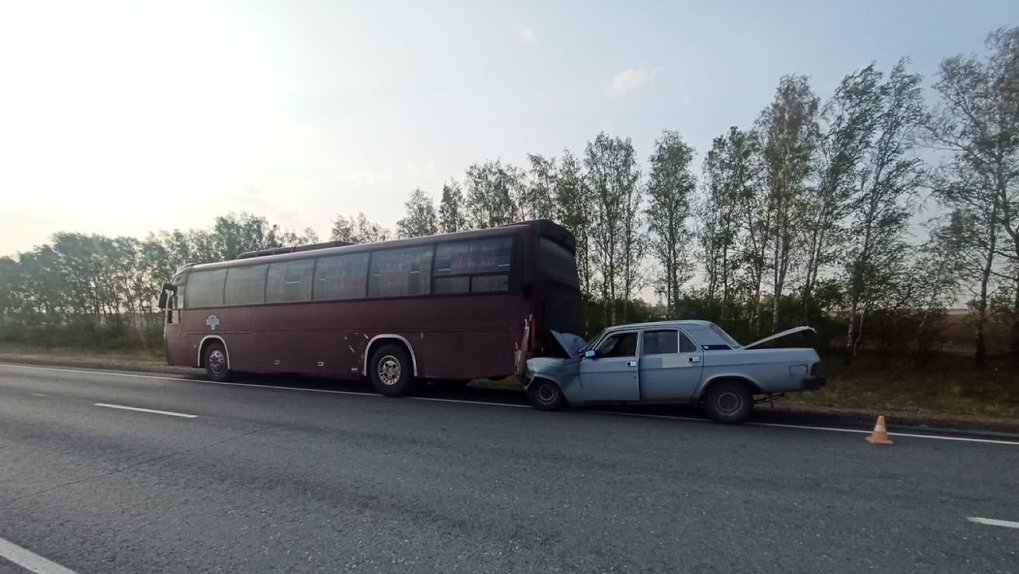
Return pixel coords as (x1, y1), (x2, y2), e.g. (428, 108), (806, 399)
(521, 154), (558, 221)
(928, 26), (1019, 359)
(804, 65), (883, 323)
(843, 60), (926, 361)
(554, 149), (594, 296)
(397, 188), (438, 238)
(585, 133), (641, 324)
(331, 213), (392, 243)
(438, 179), (469, 233)
(757, 75), (820, 332)
(464, 160), (522, 229)
(646, 130), (696, 314)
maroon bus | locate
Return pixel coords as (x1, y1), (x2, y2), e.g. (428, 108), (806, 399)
(157, 220), (582, 396)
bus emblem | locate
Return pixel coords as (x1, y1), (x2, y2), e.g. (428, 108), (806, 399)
(206, 315), (220, 330)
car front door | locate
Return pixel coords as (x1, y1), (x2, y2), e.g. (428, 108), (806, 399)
(638, 329), (704, 401)
(579, 331), (641, 402)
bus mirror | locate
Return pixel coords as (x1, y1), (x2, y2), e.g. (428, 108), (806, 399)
(157, 282), (175, 310)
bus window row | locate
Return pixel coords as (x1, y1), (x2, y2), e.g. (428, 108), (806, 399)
(184, 236), (514, 308)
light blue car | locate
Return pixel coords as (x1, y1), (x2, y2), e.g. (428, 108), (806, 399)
(522, 320), (825, 423)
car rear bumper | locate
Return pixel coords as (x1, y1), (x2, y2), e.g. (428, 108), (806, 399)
(800, 376), (827, 391)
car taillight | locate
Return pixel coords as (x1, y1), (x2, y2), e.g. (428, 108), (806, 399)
(810, 362), (821, 377)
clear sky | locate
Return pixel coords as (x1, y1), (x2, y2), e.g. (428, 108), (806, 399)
(1, 0), (1016, 256)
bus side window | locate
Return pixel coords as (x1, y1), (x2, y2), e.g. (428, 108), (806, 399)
(187, 269), (227, 308)
(369, 247), (433, 298)
(266, 260), (314, 303)
(314, 253), (369, 300)
(224, 264), (267, 305)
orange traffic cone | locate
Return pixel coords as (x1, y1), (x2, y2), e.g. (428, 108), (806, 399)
(865, 415), (894, 445)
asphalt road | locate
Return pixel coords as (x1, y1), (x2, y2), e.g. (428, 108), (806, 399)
(1, 363), (1017, 574)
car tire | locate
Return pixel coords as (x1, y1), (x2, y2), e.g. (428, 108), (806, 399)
(203, 341), (231, 382)
(370, 343), (414, 397)
(527, 379), (564, 411)
(703, 381), (753, 424)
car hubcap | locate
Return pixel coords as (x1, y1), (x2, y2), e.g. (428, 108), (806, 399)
(208, 350), (226, 375)
(537, 384), (558, 403)
(378, 356), (401, 386)
(717, 391), (741, 414)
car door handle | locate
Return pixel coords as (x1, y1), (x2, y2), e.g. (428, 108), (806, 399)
(626, 360), (638, 367)
(688, 356), (701, 363)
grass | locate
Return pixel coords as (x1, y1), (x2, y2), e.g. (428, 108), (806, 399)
(0, 342), (171, 372)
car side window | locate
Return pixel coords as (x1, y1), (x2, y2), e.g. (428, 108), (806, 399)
(642, 330), (678, 355)
(679, 332), (698, 353)
(596, 332), (638, 358)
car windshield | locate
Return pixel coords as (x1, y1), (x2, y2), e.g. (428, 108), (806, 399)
(709, 323), (742, 348)
(580, 329), (606, 354)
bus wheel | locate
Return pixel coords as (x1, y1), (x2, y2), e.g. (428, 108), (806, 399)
(370, 343), (413, 397)
(203, 341), (230, 382)
(526, 379), (564, 411)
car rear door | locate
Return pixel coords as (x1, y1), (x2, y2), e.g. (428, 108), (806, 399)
(578, 331), (641, 401)
(638, 329), (704, 401)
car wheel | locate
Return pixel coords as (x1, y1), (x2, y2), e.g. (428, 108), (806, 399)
(703, 381), (753, 424)
(203, 341), (230, 382)
(527, 379), (564, 411)
(370, 343), (414, 397)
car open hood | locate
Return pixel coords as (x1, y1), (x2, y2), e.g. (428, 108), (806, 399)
(551, 330), (588, 357)
(743, 326), (817, 349)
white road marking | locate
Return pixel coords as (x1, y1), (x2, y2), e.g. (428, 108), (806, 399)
(3, 363), (1019, 445)
(199, 378), (382, 397)
(967, 516), (1019, 529)
(408, 396), (529, 408)
(749, 421), (1019, 446)
(30, 393), (49, 397)
(93, 403), (197, 419)
(0, 536), (79, 574)
(599, 411), (708, 423)
(0, 362), (187, 382)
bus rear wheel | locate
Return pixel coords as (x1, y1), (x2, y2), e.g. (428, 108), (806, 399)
(203, 341), (230, 382)
(370, 343), (414, 397)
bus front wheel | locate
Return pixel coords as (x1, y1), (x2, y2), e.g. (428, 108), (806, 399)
(370, 343), (413, 397)
(203, 341), (230, 382)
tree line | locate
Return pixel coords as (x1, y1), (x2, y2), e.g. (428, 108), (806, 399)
(1, 27), (1017, 366)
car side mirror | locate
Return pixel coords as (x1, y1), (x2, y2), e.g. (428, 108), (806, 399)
(584, 349), (597, 359)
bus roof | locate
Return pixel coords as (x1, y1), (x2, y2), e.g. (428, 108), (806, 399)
(181, 219), (574, 273)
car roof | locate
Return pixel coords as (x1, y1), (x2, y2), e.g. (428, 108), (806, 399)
(602, 320), (715, 332)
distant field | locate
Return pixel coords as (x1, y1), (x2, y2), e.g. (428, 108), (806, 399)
(937, 308), (1014, 355)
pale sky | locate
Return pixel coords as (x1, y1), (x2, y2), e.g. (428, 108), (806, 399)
(1, 0), (1017, 256)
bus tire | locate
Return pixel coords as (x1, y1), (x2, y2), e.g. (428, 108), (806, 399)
(370, 343), (414, 397)
(526, 379), (564, 411)
(203, 341), (230, 382)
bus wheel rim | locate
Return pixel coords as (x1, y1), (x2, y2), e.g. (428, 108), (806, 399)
(378, 355), (401, 385)
(717, 392), (741, 414)
(537, 384), (557, 403)
(209, 350), (226, 375)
